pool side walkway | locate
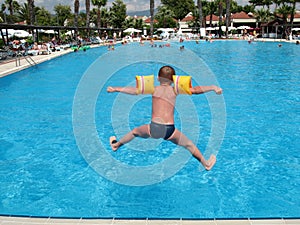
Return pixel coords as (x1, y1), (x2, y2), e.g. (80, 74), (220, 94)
(0, 49), (73, 78)
(0, 216), (300, 225)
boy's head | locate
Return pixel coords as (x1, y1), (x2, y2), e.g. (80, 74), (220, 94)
(158, 66), (175, 83)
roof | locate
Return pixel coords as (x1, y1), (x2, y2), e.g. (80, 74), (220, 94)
(231, 11), (254, 19)
(181, 15), (194, 22)
(144, 18), (158, 23)
(205, 14), (220, 21)
(288, 12), (300, 19)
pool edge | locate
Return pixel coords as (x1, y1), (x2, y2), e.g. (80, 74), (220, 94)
(1, 215), (300, 225)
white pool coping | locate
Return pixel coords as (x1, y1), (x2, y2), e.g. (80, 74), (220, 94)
(0, 216), (300, 225)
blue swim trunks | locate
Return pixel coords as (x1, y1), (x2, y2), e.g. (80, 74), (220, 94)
(150, 121), (175, 140)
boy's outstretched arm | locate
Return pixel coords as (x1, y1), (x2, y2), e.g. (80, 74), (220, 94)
(107, 86), (138, 95)
(190, 85), (222, 95)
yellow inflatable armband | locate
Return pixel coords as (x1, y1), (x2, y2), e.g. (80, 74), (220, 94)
(173, 75), (192, 95)
(136, 75), (155, 94)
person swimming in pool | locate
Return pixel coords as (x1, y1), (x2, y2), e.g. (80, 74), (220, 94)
(107, 65), (222, 170)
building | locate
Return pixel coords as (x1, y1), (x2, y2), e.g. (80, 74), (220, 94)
(231, 11), (257, 28)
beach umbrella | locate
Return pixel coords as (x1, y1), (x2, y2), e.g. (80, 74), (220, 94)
(123, 28), (142, 33)
(237, 26), (251, 30)
(221, 26), (237, 32)
(13, 30), (30, 38)
(157, 28), (174, 32)
(65, 30), (73, 36)
(44, 30), (57, 34)
(206, 27), (216, 31)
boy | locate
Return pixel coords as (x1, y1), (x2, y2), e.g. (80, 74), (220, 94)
(107, 66), (222, 170)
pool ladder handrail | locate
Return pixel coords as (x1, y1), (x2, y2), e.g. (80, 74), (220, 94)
(15, 51), (37, 67)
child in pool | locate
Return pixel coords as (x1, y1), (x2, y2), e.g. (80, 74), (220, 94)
(107, 66), (222, 170)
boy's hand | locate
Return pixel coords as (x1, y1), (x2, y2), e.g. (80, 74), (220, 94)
(214, 86), (223, 95)
(107, 86), (116, 93)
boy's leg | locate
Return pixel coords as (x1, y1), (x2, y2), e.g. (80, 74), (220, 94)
(110, 124), (150, 151)
(167, 129), (216, 170)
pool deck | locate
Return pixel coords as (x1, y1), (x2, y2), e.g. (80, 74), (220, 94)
(0, 216), (300, 225)
(0, 48), (73, 78)
(1, 41), (299, 224)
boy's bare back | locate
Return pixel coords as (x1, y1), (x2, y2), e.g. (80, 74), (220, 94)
(152, 85), (176, 125)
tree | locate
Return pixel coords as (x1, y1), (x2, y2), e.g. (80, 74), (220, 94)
(35, 6), (51, 25)
(5, 0), (14, 17)
(109, 0), (126, 28)
(242, 5), (255, 14)
(249, 0), (264, 8)
(1, 4), (7, 22)
(16, 2), (29, 23)
(161, 0), (195, 20)
(86, 0), (90, 30)
(54, 4), (72, 26)
(197, 0), (203, 28)
(91, 0), (107, 32)
(27, 0), (34, 25)
(123, 16), (144, 29)
(187, 7), (202, 30)
(207, 1), (218, 27)
(218, 0), (223, 37)
(78, 11), (88, 27)
(150, 0), (154, 37)
(289, 0), (299, 26)
(225, 0), (230, 38)
(155, 5), (176, 28)
(100, 8), (110, 28)
(255, 8), (273, 25)
(275, 4), (293, 38)
(74, 0), (79, 28)
(3, 0), (20, 23)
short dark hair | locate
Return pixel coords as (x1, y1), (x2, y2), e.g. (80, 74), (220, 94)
(158, 66), (175, 82)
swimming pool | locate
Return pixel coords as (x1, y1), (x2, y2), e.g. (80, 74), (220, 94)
(0, 41), (299, 219)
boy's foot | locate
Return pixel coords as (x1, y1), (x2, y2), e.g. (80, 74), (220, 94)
(110, 136), (118, 151)
(205, 155), (216, 171)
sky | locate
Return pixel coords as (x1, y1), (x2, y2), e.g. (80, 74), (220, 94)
(0, 0), (251, 13)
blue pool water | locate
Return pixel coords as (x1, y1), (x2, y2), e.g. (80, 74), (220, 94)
(0, 41), (299, 218)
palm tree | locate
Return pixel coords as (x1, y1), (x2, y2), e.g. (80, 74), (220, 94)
(150, 0), (154, 37)
(249, 0), (264, 9)
(197, 0), (203, 28)
(225, 0), (230, 38)
(27, 0), (34, 25)
(218, 1), (223, 37)
(86, 0), (90, 35)
(5, 0), (13, 17)
(91, 0), (107, 35)
(289, 0), (299, 26)
(1, 4), (7, 22)
(17, 2), (29, 22)
(74, 0), (79, 37)
(100, 8), (110, 28)
(207, 1), (217, 27)
(263, 0), (273, 10)
(275, 4), (293, 38)
(35, 6), (51, 25)
(155, 6), (175, 28)
(4, 0), (20, 23)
